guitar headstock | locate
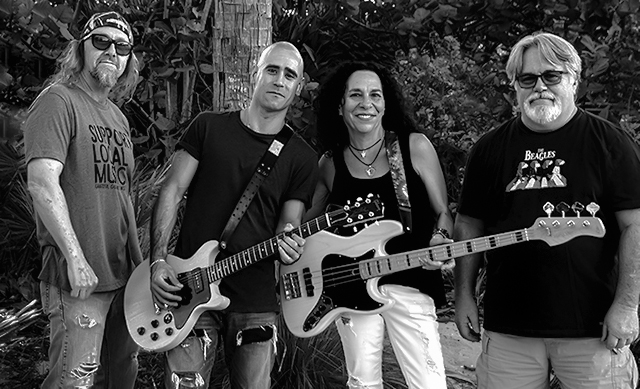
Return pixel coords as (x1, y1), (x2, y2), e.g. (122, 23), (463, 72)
(329, 194), (384, 228)
(529, 201), (606, 246)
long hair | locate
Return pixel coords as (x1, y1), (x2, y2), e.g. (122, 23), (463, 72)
(505, 32), (582, 86)
(39, 37), (139, 104)
(315, 61), (418, 154)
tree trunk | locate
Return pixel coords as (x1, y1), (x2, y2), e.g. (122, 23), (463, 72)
(210, 0), (272, 112)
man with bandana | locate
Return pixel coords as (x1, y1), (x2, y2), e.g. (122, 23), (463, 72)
(24, 11), (142, 388)
(454, 32), (640, 388)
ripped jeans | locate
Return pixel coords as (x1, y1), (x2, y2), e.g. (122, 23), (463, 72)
(335, 285), (446, 389)
(40, 281), (139, 389)
(164, 311), (277, 389)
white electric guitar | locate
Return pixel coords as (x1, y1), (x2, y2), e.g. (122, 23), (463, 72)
(280, 202), (605, 338)
(124, 194), (384, 352)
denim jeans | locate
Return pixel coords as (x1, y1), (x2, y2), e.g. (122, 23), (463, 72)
(335, 285), (446, 389)
(40, 281), (139, 389)
(164, 311), (277, 389)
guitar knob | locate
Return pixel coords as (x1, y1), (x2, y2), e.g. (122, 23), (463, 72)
(151, 320), (159, 328)
(165, 328), (174, 336)
(150, 333), (159, 341)
(137, 327), (146, 335)
(164, 314), (173, 324)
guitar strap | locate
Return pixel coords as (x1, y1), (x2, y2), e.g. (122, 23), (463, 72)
(384, 131), (412, 232)
(218, 124), (294, 251)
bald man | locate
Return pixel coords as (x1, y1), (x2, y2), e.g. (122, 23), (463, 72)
(149, 41), (319, 389)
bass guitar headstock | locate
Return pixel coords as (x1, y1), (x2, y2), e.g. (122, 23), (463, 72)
(328, 194), (384, 228)
(529, 201), (605, 246)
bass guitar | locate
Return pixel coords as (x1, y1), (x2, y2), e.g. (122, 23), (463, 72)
(280, 209), (605, 338)
(125, 194), (383, 352)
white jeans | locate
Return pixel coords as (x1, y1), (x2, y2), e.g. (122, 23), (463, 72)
(335, 285), (446, 389)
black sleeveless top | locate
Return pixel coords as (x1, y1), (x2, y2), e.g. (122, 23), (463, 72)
(327, 133), (446, 308)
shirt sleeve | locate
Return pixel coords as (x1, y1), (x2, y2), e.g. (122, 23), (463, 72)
(177, 112), (208, 160)
(24, 90), (73, 165)
(284, 140), (319, 210)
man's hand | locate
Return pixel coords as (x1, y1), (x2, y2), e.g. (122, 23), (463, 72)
(68, 259), (98, 300)
(150, 260), (183, 310)
(455, 293), (481, 342)
(277, 223), (305, 265)
(601, 302), (639, 351)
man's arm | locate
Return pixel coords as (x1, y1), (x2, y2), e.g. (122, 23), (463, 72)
(27, 158), (98, 300)
(453, 213), (485, 342)
(601, 208), (640, 350)
(303, 154), (334, 222)
(149, 150), (198, 307)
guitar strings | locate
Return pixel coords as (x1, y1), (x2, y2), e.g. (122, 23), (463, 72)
(176, 228), (526, 285)
(292, 233), (524, 289)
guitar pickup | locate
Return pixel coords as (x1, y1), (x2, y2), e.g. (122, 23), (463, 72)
(303, 267), (314, 297)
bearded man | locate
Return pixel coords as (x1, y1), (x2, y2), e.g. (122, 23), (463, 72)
(453, 32), (640, 389)
(24, 11), (142, 388)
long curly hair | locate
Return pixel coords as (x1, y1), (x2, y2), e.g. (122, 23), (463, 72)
(40, 37), (139, 103)
(315, 61), (418, 154)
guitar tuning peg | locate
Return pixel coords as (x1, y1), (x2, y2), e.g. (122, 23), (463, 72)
(586, 202), (600, 217)
(571, 202), (584, 218)
(543, 202), (554, 218)
(556, 202), (570, 217)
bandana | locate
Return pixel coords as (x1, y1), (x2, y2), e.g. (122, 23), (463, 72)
(81, 12), (133, 43)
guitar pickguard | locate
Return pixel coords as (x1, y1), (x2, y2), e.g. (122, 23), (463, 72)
(302, 250), (383, 332)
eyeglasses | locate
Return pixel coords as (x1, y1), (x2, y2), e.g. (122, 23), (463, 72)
(84, 34), (132, 56)
(515, 70), (566, 89)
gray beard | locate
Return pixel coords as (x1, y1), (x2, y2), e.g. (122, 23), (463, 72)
(90, 65), (119, 89)
(523, 100), (562, 124)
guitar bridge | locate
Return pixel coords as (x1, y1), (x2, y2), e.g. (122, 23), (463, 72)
(281, 267), (314, 300)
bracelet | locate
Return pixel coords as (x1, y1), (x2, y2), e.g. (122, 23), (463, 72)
(149, 258), (166, 268)
(432, 227), (451, 240)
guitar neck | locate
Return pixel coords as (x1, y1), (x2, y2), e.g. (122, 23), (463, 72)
(359, 228), (530, 280)
(206, 212), (338, 282)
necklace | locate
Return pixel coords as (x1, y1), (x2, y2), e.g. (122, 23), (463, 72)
(348, 138), (385, 177)
(349, 138), (383, 158)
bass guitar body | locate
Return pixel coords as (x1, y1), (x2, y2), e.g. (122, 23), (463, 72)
(280, 220), (404, 338)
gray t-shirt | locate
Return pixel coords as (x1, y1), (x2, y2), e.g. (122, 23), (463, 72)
(24, 83), (142, 292)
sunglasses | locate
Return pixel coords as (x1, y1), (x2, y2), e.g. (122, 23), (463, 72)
(84, 34), (133, 56)
(515, 70), (566, 89)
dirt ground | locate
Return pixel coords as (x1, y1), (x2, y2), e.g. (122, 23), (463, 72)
(440, 320), (481, 389)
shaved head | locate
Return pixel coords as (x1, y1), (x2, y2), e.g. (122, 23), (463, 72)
(256, 42), (304, 76)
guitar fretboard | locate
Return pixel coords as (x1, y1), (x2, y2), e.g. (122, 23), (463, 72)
(359, 228), (530, 279)
(205, 211), (340, 282)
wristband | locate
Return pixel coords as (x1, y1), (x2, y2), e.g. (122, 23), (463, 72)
(150, 258), (166, 268)
(432, 227), (451, 240)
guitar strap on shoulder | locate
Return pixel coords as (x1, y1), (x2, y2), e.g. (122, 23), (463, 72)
(218, 124), (294, 250)
(384, 131), (412, 232)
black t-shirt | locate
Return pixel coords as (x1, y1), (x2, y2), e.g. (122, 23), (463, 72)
(458, 109), (640, 337)
(327, 132), (446, 308)
(174, 111), (318, 312)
